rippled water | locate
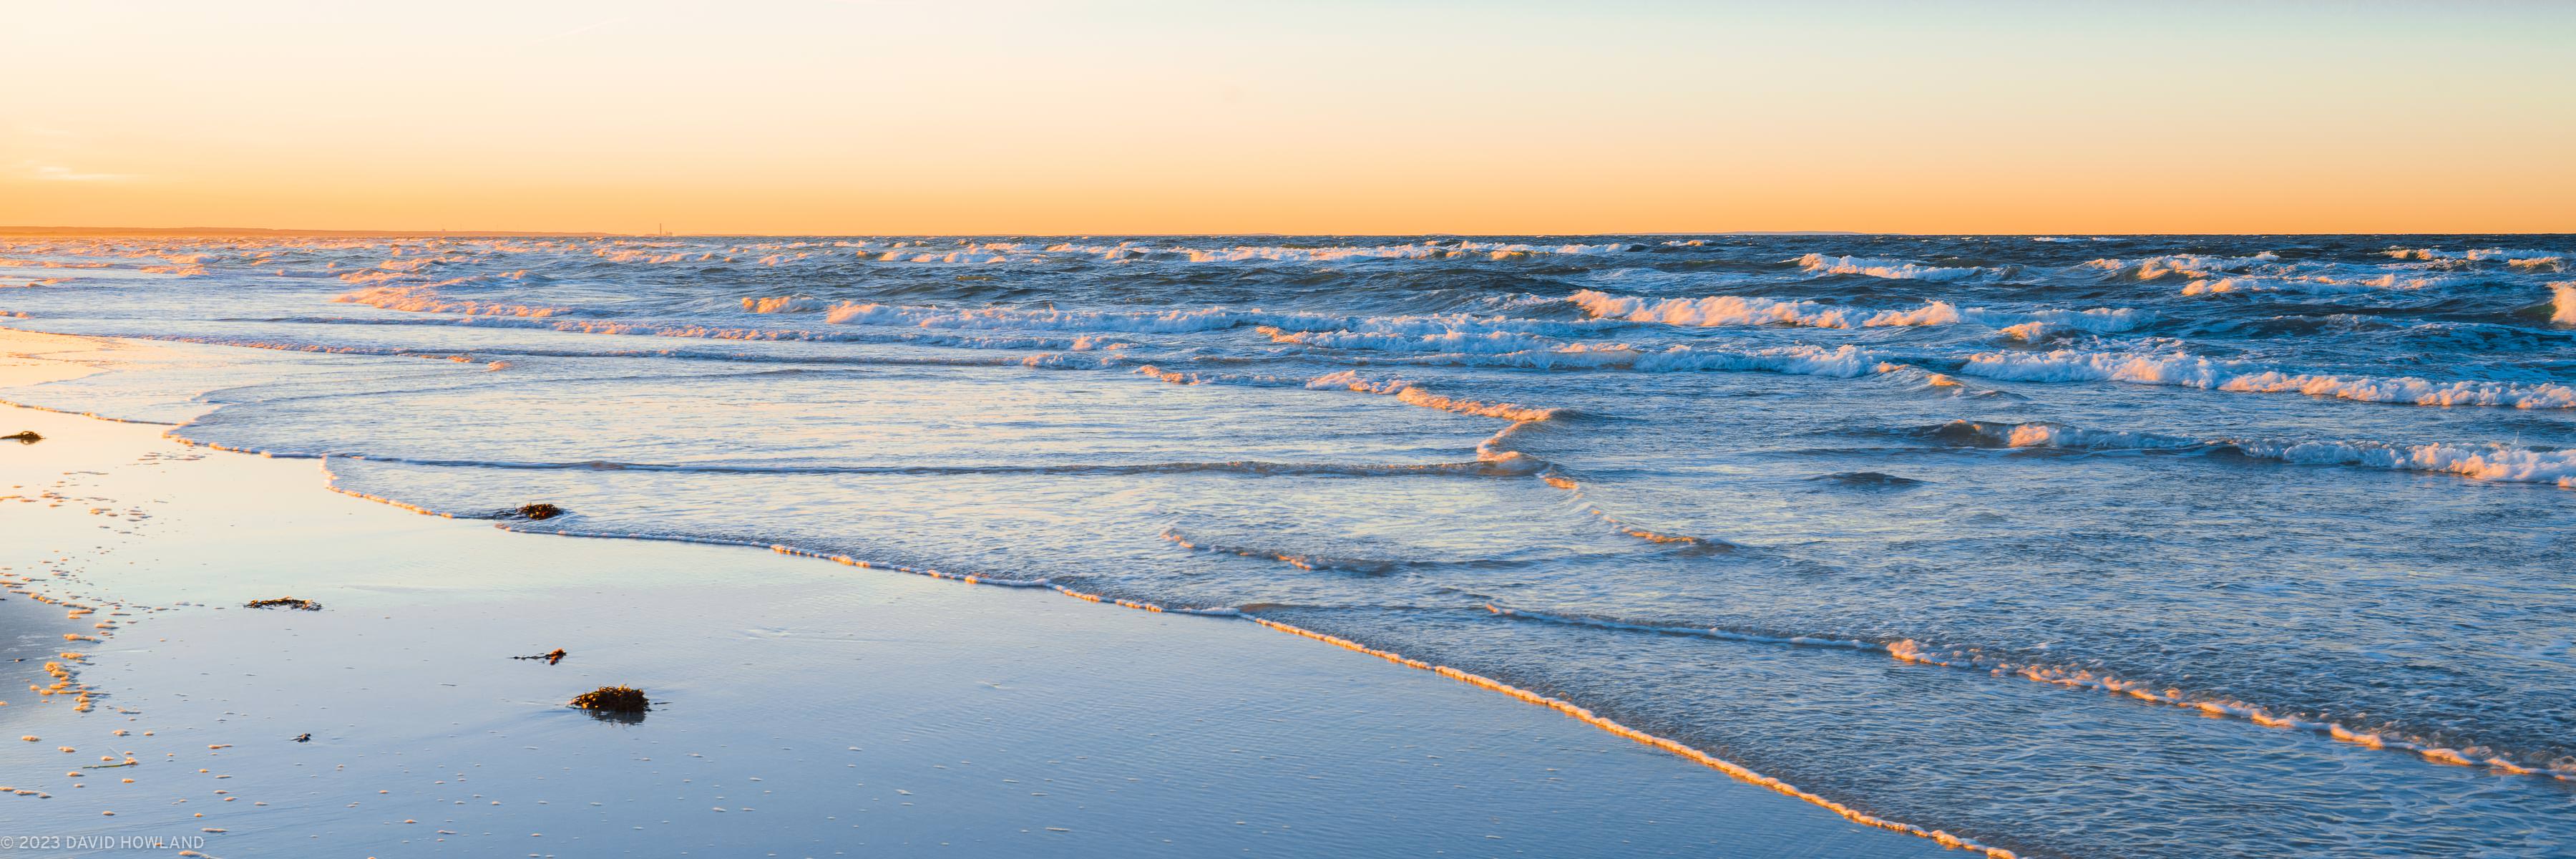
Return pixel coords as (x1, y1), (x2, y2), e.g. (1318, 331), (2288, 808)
(4, 234), (2573, 857)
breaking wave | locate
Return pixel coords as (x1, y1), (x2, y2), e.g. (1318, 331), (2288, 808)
(335, 283), (570, 318)
(1305, 369), (1561, 422)
(1794, 253), (1999, 281)
(2082, 253), (2282, 281)
(1926, 420), (2576, 487)
(1568, 289), (2150, 333)
(1957, 349), (2576, 409)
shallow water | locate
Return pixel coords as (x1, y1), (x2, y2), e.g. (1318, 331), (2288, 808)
(4, 234), (2572, 857)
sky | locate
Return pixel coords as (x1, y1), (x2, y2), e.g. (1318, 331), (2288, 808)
(4, 0), (2572, 235)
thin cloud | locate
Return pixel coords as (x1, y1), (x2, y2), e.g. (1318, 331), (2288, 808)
(29, 164), (136, 183)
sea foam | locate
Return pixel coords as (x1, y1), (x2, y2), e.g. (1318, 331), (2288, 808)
(1568, 290), (2150, 333)
(1958, 349), (2576, 409)
(1933, 420), (2576, 487)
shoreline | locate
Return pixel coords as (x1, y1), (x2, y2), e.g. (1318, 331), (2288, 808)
(0, 329), (1953, 858)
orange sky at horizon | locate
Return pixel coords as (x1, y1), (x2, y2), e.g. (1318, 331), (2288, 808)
(6, 1), (2572, 236)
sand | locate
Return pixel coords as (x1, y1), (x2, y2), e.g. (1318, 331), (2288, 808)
(0, 329), (1946, 858)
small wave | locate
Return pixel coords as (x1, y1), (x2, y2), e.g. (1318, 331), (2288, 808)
(306, 453), (1500, 480)
(1637, 344), (1889, 377)
(1793, 253), (1998, 281)
(1810, 471), (1925, 489)
(89, 331), (1073, 370)
(1488, 604), (1880, 650)
(1923, 420), (2576, 487)
(1259, 326), (1561, 354)
(824, 301), (1269, 333)
(1492, 601), (2570, 780)
(1523, 470), (1737, 552)
(1570, 289), (1880, 329)
(1568, 290), (2148, 333)
(2385, 247), (2568, 263)
(2081, 252), (2280, 281)
(1957, 348), (2576, 409)
(1383, 343), (1894, 379)
(741, 295), (828, 314)
(0, 257), (114, 269)
(2077, 251), (2473, 296)
(818, 300), (1627, 341)
(1160, 529), (1475, 575)
(1305, 370), (1561, 422)
(2554, 282), (2576, 326)
(2178, 273), (2448, 296)
(150, 314), (1121, 354)
(1241, 613), (2024, 858)
(335, 283), (570, 318)
(1131, 364), (1311, 388)
(1962, 306), (2153, 334)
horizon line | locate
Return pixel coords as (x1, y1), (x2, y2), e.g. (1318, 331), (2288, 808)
(6, 225), (2575, 239)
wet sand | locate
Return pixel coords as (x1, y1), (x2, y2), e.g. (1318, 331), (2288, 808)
(0, 330), (1948, 858)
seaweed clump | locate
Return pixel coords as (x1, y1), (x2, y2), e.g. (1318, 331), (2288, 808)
(570, 685), (648, 714)
(513, 648), (568, 665)
(4, 431), (38, 444)
(244, 597), (322, 611)
(508, 503), (564, 520)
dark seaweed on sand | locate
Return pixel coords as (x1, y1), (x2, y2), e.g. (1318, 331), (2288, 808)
(4, 430), (39, 444)
(245, 597), (322, 611)
(570, 684), (648, 713)
(504, 503), (564, 520)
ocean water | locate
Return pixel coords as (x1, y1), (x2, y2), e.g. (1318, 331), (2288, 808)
(4, 234), (2574, 858)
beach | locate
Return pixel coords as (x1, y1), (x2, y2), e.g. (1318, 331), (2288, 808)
(3, 231), (2572, 858)
(0, 329), (1948, 857)
(9, 1), (2571, 853)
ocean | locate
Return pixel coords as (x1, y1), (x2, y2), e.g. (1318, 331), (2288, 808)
(3, 233), (2572, 857)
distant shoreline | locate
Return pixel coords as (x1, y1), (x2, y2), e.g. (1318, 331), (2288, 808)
(7, 225), (2572, 238)
(0, 226), (1863, 238)
(0, 225), (614, 238)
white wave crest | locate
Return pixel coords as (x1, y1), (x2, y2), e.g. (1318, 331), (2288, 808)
(333, 283), (569, 318)
(1259, 326), (1559, 354)
(2553, 283), (2576, 326)
(1938, 420), (2576, 487)
(1569, 290), (2150, 333)
(1793, 253), (1994, 281)
(2177, 273), (2446, 296)
(1958, 306), (2154, 334)
(818, 300), (1628, 341)
(2386, 247), (2568, 263)
(1634, 344), (1888, 377)
(1958, 349), (2576, 409)
(2081, 253), (2280, 281)
(824, 301), (1263, 333)
(1569, 290), (1873, 328)
(1131, 365), (1307, 388)
(741, 296), (827, 314)
(1390, 342), (1890, 379)
(1305, 370), (1559, 422)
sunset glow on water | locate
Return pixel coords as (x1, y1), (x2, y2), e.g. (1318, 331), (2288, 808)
(6, 2), (2575, 855)
(4, 233), (2574, 855)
